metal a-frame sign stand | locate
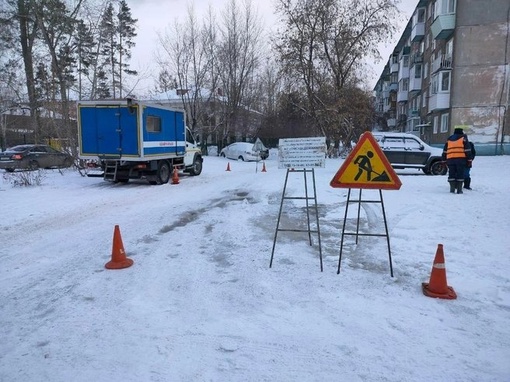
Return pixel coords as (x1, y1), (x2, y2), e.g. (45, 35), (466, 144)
(330, 132), (402, 277)
(269, 137), (326, 272)
(269, 168), (323, 271)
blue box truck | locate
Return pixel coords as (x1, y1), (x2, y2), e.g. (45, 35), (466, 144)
(77, 99), (203, 184)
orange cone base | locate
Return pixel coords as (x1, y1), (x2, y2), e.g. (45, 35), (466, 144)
(105, 257), (134, 270)
(422, 282), (457, 299)
(171, 169), (180, 185)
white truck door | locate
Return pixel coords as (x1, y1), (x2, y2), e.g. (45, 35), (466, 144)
(184, 127), (198, 166)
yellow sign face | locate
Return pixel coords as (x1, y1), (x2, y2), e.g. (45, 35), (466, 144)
(330, 132), (402, 190)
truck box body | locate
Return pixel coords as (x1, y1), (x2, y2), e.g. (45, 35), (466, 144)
(77, 99), (203, 184)
(78, 100), (186, 161)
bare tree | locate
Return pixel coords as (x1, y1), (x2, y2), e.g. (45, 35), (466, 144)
(274, 0), (399, 147)
(216, 0), (263, 145)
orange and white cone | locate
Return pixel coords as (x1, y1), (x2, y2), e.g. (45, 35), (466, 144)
(422, 244), (456, 299)
(171, 168), (180, 185)
(226, 162), (231, 171)
(105, 225), (134, 269)
(261, 161), (267, 172)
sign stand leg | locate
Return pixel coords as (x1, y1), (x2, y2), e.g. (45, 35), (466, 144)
(337, 188), (394, 277)
(270, 168), (323, 271)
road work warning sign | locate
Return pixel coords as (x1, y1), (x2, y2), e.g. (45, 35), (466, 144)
(330, 132), (402, 190)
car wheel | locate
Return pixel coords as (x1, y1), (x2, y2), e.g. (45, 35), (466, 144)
(238, 156), (245, 161)
(220, 152), (226, 158)
(63, 158), (74, 168)
(156, 161), (171, 184)
(5, 168), (14, 173)
(189, 155), (202, 176)
(28, 160), (39, 170)
(430, 161), (447, 176)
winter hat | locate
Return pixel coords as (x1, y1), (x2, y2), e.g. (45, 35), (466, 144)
(454, 127), (464, 135)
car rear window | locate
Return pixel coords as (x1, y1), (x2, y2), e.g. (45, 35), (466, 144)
(10, 146), (30, 152)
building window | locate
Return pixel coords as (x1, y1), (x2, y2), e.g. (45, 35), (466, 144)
(423, 91), (427, 107)
(403, 55), (409, 67)
(401, 78), (409, 91)
(424, 63), (429, 78)
(441, 71), (450, 92)
(418, 8), (426, 23)
(435, 0), (456, 16)
(433, 115), (439, 134)
(146, 116), (161, 133)
(446, 38), (454, 58)
(415, 64), (422, 78)
(431, 74), (438, 94)
(441, 113), (449, 133)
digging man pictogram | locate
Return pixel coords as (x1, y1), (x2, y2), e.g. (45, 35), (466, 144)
(354, 150), (390, 182)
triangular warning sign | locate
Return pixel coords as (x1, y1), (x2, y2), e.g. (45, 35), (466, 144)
(330, 132), (402, 190)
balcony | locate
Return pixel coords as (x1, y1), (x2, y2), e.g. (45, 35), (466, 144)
(389, 83), (398, 91)
(387, 118), (396, 128)
(428, 92), (450, 112)
(390, 62), (399, 73)
(431, 14), (455, 40)
(409, 77), (422, 93)
(398, 66), (409, 81)
(411, 23), (425, 42)
(431, 55), (452, 73)
(412, 53), (423, 64)
(397, 89), (408, 103)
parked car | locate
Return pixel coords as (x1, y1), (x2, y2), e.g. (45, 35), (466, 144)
(0, 144), (73, 172)
(371, 132), (447, 175)
(220, 142), (269, 161)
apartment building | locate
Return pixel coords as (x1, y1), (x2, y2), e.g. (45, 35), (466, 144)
(373, 0), (510, 155)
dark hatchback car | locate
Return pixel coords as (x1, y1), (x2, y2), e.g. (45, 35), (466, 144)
(0, 144), (73, 172)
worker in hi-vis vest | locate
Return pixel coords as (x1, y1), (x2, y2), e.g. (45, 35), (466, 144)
(442, 127), (472, 194)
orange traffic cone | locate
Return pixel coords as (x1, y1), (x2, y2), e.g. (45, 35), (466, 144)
(226, 162), (231, 171)
(422, 244), (456, 299)
(261, 161), (267, 172)
(105, 225), (134, 269)
(171, 168), (180, 185)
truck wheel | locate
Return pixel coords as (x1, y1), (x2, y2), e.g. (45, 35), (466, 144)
(189, 155), (203, 176)
(157, 161), (171, 184)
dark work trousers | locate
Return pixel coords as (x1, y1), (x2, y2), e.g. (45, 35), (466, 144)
(447, 158), (466, 182)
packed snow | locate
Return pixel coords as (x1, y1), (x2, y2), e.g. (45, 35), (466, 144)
(1, 153), (509, 382)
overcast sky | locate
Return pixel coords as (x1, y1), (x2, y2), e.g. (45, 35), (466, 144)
(125, 0), (417, 95)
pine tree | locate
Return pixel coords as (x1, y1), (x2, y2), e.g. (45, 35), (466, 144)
(117, 0), (137, 98)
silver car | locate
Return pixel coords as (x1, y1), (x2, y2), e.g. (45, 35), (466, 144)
(220, 142), (269, 161)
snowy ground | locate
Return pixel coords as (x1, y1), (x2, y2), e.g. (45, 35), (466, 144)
(1, 154), (509, 382)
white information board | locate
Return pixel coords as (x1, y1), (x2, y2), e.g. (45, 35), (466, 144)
(278, 137), (327, 169)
